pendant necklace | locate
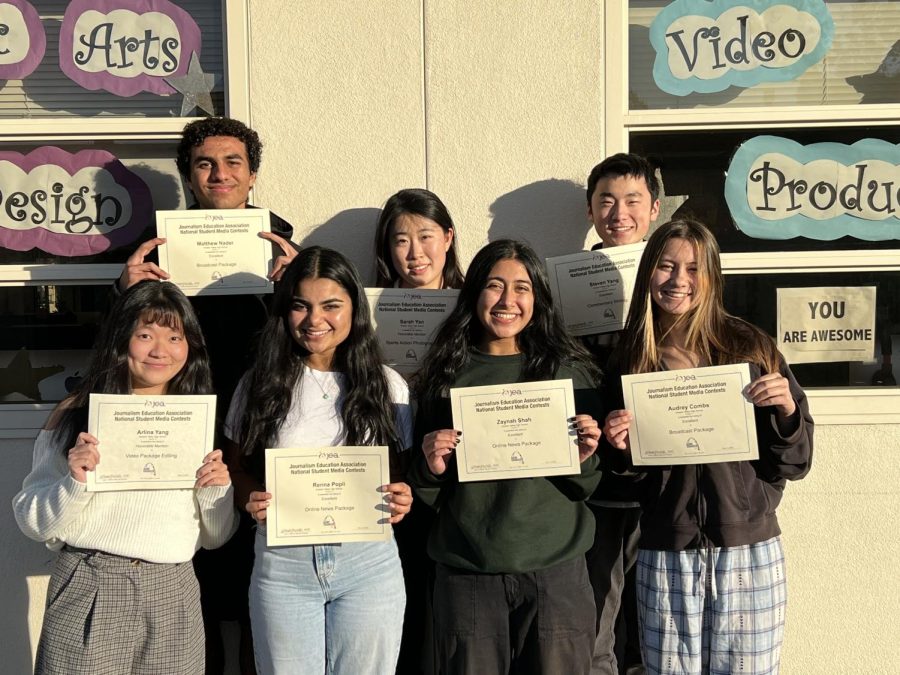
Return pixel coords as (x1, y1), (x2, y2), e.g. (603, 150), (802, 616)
(307, 366), (337, 400)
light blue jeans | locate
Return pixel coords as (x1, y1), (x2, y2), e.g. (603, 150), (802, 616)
(250, 527), (405, 675)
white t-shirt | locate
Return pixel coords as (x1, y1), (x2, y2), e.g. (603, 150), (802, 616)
(224, 365), (413, 452)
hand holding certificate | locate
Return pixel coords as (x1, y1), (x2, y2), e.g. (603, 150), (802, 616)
(86, 394), (216, 491)
(545, 242), (645, 336)
(448, 379), (582, 482)
(155, 208), (275, 296)
(264, 446), (393, 546)
(619, 364), (758, 466)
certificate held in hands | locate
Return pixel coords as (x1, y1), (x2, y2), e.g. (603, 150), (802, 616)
(156, 208), (274, 296)
(265, 446), (392, 547)
(621, 364), (758, 466)
(545, 242), (645, 336)
(450, 379), (579, 482)
(86, 394), (216, 491)
(365, 288), (459, 374)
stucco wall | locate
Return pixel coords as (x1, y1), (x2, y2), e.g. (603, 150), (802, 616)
(3, 4), (899, 674)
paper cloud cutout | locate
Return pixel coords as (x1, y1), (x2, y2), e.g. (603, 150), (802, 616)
(650, 0), (834, 95)
(0, 146), (153, 256)
(725, 136), (900, 241)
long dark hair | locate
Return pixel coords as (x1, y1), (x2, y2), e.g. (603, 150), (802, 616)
(414, 239), (598, 398)
(51, 281), (212, 453)
(619, 218), (780, 374)
(240, 246), (400, 482)
(373, 188), (465, 289)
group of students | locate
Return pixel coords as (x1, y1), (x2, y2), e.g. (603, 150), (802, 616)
(12, 148), (813, 675)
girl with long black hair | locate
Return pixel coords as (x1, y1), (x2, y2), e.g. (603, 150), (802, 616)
(409, 239), (604, 675)
(224, 246), (414, 675)
(13, 281), (236, 674)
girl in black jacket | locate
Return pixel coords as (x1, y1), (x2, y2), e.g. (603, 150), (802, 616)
(602, 219), (813, 675)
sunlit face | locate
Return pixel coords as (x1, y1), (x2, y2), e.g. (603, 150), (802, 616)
(187, 135), (257, 209)
(588, 174), (660, 247)
(389, 213), (453, 289)
(650, 238), (699, 321)
(288, 277), (353, 370)
(127, 318), (189, 395)
(476, 258), (535, 355)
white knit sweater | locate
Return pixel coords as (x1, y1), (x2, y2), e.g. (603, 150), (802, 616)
(13, 429), (237, 564)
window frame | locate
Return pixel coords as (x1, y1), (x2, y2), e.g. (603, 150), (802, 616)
(604, 1), (900, 421)
(0, 0), (251, 287)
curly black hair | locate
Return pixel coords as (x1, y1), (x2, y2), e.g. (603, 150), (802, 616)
(175, 117), (263, 178)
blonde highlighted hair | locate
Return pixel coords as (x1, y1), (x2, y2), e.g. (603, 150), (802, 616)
(619, 218), (780, 375)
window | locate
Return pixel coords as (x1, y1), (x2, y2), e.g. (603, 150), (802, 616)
(0, 1), (249, 417)
(605, 1), (900, 400)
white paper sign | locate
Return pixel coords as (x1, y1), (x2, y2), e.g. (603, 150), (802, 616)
(777, 286), (876, 364)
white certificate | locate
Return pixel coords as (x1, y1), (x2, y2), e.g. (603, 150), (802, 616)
(545, 242), (645, 336)
(156, 208), (274, 296)
(450, 379), (579, 482)
(86, 394), (216, 491)
(621, 364), (758, 466)
(265, 446), (392, 547)
(365, 288), (459, 374)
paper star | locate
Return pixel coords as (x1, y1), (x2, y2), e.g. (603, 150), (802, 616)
(164, 51), (216, 116)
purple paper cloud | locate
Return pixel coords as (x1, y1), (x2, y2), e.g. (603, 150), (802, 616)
(0, 0), (45, 79)
(59, 0), (201, 97)
(0, 146), (153, 257)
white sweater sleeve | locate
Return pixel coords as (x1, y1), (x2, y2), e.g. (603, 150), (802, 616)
(195, 484), (238, 550)
(12, 430), (95, 544)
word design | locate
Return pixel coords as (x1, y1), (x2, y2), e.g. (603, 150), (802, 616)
(0, 146), (153, 256)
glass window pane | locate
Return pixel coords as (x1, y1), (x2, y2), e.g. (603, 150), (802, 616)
(630, 126), (900, 253)
(724, 272), (900, 388)
(630, 0), (900, 110)
(0, 284), (105, 402)
(0, 1), (224, 118)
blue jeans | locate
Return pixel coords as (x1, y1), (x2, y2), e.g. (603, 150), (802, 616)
(250, 527), (405, 675)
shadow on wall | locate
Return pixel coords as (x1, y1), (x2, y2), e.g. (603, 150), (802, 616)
(298, 208), (383, 284)
(488, 179), (591, 259)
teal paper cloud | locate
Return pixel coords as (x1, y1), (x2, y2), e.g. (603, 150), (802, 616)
(725, 136), (900, 241)
(650, 0), (834, 96)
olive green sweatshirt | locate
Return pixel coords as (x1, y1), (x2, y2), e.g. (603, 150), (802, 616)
(409, 351), (604, 573)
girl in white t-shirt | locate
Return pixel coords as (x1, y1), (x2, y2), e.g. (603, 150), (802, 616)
(224, 246), (414, 675)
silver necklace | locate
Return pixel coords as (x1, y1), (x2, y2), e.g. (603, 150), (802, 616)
(307, 366), (337, 400)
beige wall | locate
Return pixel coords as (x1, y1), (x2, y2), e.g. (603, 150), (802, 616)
(3, 4), (899, 674)
(249, 0), (605, 281)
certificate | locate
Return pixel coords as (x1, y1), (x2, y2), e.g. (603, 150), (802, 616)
(545, 242), (645, 335)
(621, 364), (758, 466)
(365, 288), (459, 374)
(450, 379), (579, 482)
(156, 208), (274, 296)
(86, 394), (216, 491)
(265, 446), (392, 547)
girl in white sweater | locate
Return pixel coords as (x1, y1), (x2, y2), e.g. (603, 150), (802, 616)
(13, 280), (237, 675)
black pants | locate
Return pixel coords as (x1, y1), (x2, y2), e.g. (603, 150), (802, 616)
(433, 556), (595, 675)
(585, 505), (644, 675)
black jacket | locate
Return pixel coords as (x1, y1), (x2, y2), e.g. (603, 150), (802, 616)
(603, 360), (813, 550)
